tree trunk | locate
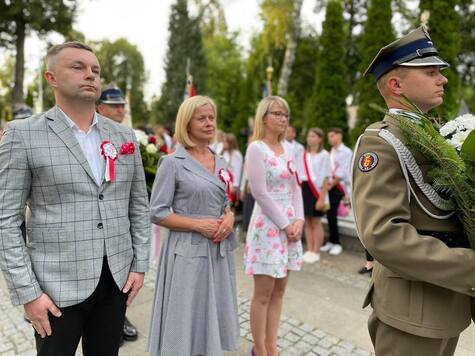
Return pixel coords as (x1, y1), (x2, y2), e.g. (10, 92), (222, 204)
(277, 0), (304, 97)
(12, 20), (26, 109)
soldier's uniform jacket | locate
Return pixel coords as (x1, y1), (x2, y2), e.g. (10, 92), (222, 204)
(352, 113), (475, 339)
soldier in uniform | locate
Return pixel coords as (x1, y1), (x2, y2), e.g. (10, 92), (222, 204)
(352, 26), (475, 355)
(96, 86), (139, 344)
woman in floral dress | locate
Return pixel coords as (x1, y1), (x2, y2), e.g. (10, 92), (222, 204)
(244, 96), (304, 356)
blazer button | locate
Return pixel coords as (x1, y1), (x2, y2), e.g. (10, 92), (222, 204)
(470, 287), (475, 296)
(97, 223), (103, 229)
(99, 194), (104, 200)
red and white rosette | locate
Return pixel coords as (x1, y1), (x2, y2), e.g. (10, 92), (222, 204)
(101, 141), (118, 182)
(218, 168), (231, 186)
(287, 160), (296, 174)
(287, 159), (301, 186)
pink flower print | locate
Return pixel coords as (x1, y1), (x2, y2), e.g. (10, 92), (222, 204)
(272, 243), (280, 250)
(279, 247), (285, 254)
(283, 266), (288, 275)
(254, 218), (265, 229)
(297, 260), (303, 267)
(251, 255), (258, 263)
(286, 207), (294, 218)
(255, 248), (262, 254)
(268, 157), (279, 167)
(280, 184), (285, 190)
(266, 228), (280, 238)
(280, 170), (291, 180)
(246, 266), (255, 276)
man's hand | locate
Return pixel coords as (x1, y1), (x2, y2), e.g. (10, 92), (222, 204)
(24, 293), (61, 338)
(122, 272), (145, 306)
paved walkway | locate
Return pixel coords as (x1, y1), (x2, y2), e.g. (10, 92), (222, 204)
(1, 242), (475, 355)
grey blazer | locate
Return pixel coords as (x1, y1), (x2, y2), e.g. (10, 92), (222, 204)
(0, 106), (150, 307)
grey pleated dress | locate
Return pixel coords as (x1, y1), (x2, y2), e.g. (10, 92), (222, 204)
(147, 145), (240, 356)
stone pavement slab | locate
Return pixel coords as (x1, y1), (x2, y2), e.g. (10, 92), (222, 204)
(2, 242), (475, 355)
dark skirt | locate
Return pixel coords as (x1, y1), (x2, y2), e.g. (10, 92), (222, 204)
(302, 181), (325, 217)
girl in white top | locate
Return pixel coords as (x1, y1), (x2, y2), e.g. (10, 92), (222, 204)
(222, 133), (243, 204)
(300, 128), (331, 264)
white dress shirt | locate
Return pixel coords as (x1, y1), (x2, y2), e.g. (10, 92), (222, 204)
(329, 143), (353, 196)
(61, 109), (104, 185)
(222, 150), (244, 188)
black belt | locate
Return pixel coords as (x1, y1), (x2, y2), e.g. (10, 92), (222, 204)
(417, 230), (471, 249)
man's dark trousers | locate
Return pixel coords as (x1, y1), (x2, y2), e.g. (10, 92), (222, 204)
(35, 257), (127, 356)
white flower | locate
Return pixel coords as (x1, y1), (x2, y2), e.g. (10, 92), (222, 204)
(448, 130), (470, 150)
(440, 120), (459, 137)
(145, 143), (158, 154)
(134, 130), (149, 146)
(455, 114), (475, 131)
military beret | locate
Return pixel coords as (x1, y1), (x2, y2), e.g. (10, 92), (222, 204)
(364, 26), (449, 80)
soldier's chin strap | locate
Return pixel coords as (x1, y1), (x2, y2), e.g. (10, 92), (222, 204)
(377, 128), (455, 220)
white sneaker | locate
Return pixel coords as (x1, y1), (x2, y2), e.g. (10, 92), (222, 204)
(320, 242), (334, 252)
(329, 244), (343, 255)
(302, 251), (314, 263)
(303, 251), (320, 264)
(308, 252), (320, 263)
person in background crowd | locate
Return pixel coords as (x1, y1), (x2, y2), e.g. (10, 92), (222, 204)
(96, 85), (140, 345)
(211, 129), (226, 155)
(321, 127), (352, 256)
(244, 96), (304, 356)
(222, 133), (243, 207)
(148, 96), (239, 356)
(240, 135), (255, 234)
(96, 86), (126, 124)
(155, 125), (173, 152)
(12, 104), (34, 120)
(284, 125), (304, 167)
(300, 128), (331, 264)
(358, 251), (374, 275)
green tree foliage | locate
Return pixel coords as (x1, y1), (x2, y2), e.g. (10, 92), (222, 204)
(351, 0), (394, 143)
(153, 0), (207, 128)
(0, 55), (14, 120)
(304, 1), (348, 138)
(420, 0), (461, 118)
(260, 0), (294, 53)
(93, 38), (149, 124)
(198, 1), (244, 132)
(286, 30), (319, 133)
(343, 0), (365, 102)
(0, 0), (77, 108)
(458, 0), (475, 111)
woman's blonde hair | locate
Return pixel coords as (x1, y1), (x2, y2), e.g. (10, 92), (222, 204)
(251, 96), (290, 142)
(307, 127), (324, 153)
(175, 95), (217, 149)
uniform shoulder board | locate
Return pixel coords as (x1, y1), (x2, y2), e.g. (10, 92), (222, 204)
(364, 121), (389, 133)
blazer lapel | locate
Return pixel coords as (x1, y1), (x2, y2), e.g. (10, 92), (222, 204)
(46, 106), (99, 186)
(176, 145), (226, 192)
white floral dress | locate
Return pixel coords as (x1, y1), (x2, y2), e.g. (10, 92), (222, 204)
(244, 140), (304, 278)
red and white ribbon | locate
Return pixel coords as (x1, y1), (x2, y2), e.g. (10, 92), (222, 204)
(101, 141), (118, 182)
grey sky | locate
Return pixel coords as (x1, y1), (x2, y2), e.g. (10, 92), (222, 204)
(2, 0), (322, 101)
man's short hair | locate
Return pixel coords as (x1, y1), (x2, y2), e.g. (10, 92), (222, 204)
(46, 41), (94, 70)
(328, 127), (343, 135)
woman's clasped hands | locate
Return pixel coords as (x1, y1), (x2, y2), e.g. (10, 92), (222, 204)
(284, 220), (304, 242)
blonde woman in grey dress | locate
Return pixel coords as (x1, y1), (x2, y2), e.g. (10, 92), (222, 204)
(147, 96), (239, 356)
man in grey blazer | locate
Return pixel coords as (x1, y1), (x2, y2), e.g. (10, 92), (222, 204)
(0, 41), (150, 356)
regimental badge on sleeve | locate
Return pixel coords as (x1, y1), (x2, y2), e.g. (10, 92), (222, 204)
(358, 152), (379, 172)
